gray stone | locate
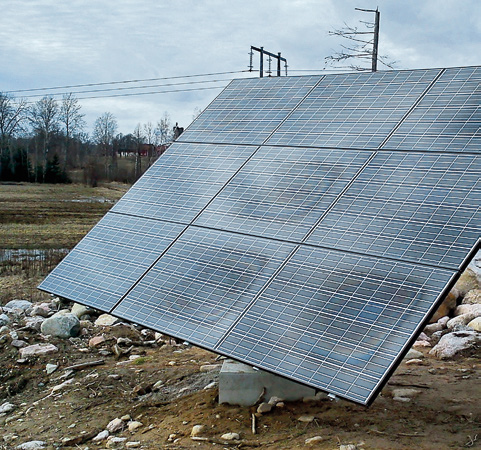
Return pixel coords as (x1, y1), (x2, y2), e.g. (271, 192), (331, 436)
(0, 401), (15, 414)
(392, 388), (421, 400)
(46, 363), (58, 374)
(11, 339), (27, 348)
(298, 415), (316, 423)
(429, 331), (481, 359)
(454, 304), (481, 317)
(128, 421), (143, 432)
(404, 349), (424, 360)
(429, 289), (458, 323)
(257, 402), (273, 414)
(339, 445), (358, 450)
(106, 418), (124, 433)
(30, 305), (51, 317)
(95, 314), (120, 326)
(191, 425), (205, 437)
(0, 313), (10, 326)
(71, 303), (90, 318)
(40, 313), (80, 338)
(424, 322), (444, 334)
(305, 436), (323, 445)
(221, 432), (240, 440)
(4, 300), (32, 312)
(92, 430), (109, 441)
(15, 442), (46, 449)
(19, 343), (58, 358)
(24, 317), (46, 331)
(106, 437), (127, 448)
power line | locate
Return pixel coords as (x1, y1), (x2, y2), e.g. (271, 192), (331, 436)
(20, 78), (236, 100)
(6, 70), (249, 94)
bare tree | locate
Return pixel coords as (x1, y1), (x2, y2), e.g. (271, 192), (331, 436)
(29, 96), (59, 180)
(155, 112), (172, 146)
(93, 112), (118, 180)
(59, 93), (85, 169)
(143, 121), (156, 167)
(0, 93), (27, 152)
(133, 123), (145, 180)
(325, 8), (396, 72)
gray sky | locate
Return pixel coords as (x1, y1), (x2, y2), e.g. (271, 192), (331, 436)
(1, 0), (480, 135)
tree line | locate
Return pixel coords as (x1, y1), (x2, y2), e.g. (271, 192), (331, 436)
(0, 92), (179, 186)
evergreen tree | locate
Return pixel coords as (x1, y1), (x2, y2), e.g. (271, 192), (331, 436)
(12, 148), (31, 182)
(44, 154), (70, 183)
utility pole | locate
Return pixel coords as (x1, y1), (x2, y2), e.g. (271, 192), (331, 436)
(355, 7), (380, 72)
(249, 46), (288, 77)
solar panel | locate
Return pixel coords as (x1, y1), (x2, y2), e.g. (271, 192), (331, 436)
(39, 213), (185, 311)
(40, 66), (481, 406)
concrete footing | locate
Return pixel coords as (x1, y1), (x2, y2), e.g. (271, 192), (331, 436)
(218, 359), (316, 406)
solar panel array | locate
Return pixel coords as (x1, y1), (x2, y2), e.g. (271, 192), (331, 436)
(40, 66), (481, 405)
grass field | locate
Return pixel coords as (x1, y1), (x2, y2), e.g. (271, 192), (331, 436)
(0, 182), (130, 303)
(0, 182), (129, 249)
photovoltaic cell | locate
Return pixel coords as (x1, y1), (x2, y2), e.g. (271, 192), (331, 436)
(112, 227), (296, 348)
(111, 143), (259, 223)
(307, 152), (481, 269)
(178, 76), (320, 145)
(195, 146), (373, 241)
(266, 69), (440, 149)
(384, 67), (481, 153)
(38, 213), (185, 311)
(218, 246), (456, 404)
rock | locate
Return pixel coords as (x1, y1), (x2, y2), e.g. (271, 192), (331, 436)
(405, 358), (424, 366)
(95, 314), (120, 326)
(257, 402), (273, 414)
(305, 436), (323, 445)
(11, 339), (27, 348)
(19, 343), (58, 358)
(106, 437), (127, 448)
(447, 309), (481, 329)
(455, 269), (479, 297)
(4, 300), (32, 312)
(199, 364), (222, 372)
(0, 401), (15, 414)
(462, 289), (481, 305)
(454, 304), (481, 317)
(71, 303), (90, 318)
(107, 418), (125, 433)
(125, 442), (141, 448)
(92, 430), (109, 441)
(89, 335), (107, 347)
(392, 388), (421, 402)
(298, 415), (316, 423)
(268, 396), (284, 405)
(203, 381), (217, 390)
(429, 289), (458, 323)
(221, 432), (240, 441)
(30, 305), (51, 318)
(191, 425), (205, 437)
(424, 322), (444, 334)
(128, 421), (143, 432)
(467, 317), (481, 331)
(152, 380), (163, 390)
(404, 349), (423, 359)
(24, 317), (45, 331)
(429, 331), (481, 359)
(0, 313), (10, 326)
(430, 329), (448, 345)
(45, 363), (58, 374)
(339, 445), (358, 450)
(40, 313), (80, 338)
(15, 442), (46, 449)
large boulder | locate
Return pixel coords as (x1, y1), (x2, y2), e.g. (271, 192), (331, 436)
(429, 289), (458, 323)
(4, 300), (32, 313)
(40, 312), (80, 338)
(462, 289), (481, 305)
(454, 268), (479, 297)
(429, 331), (481, 359)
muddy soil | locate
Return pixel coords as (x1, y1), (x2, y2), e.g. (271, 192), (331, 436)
(0, 329), (479, 450)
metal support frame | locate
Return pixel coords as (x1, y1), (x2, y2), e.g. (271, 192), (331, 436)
(250, 46), (287, 77)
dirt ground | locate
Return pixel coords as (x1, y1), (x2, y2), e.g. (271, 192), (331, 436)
(0, 324), (479, 450)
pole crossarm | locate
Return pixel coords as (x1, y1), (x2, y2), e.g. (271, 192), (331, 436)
(250, 46), (288, 77)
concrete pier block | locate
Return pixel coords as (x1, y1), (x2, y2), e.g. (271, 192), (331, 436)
(219, 359), (316, 406)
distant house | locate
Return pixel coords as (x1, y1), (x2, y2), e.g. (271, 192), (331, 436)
(118, 143), (170, 158)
